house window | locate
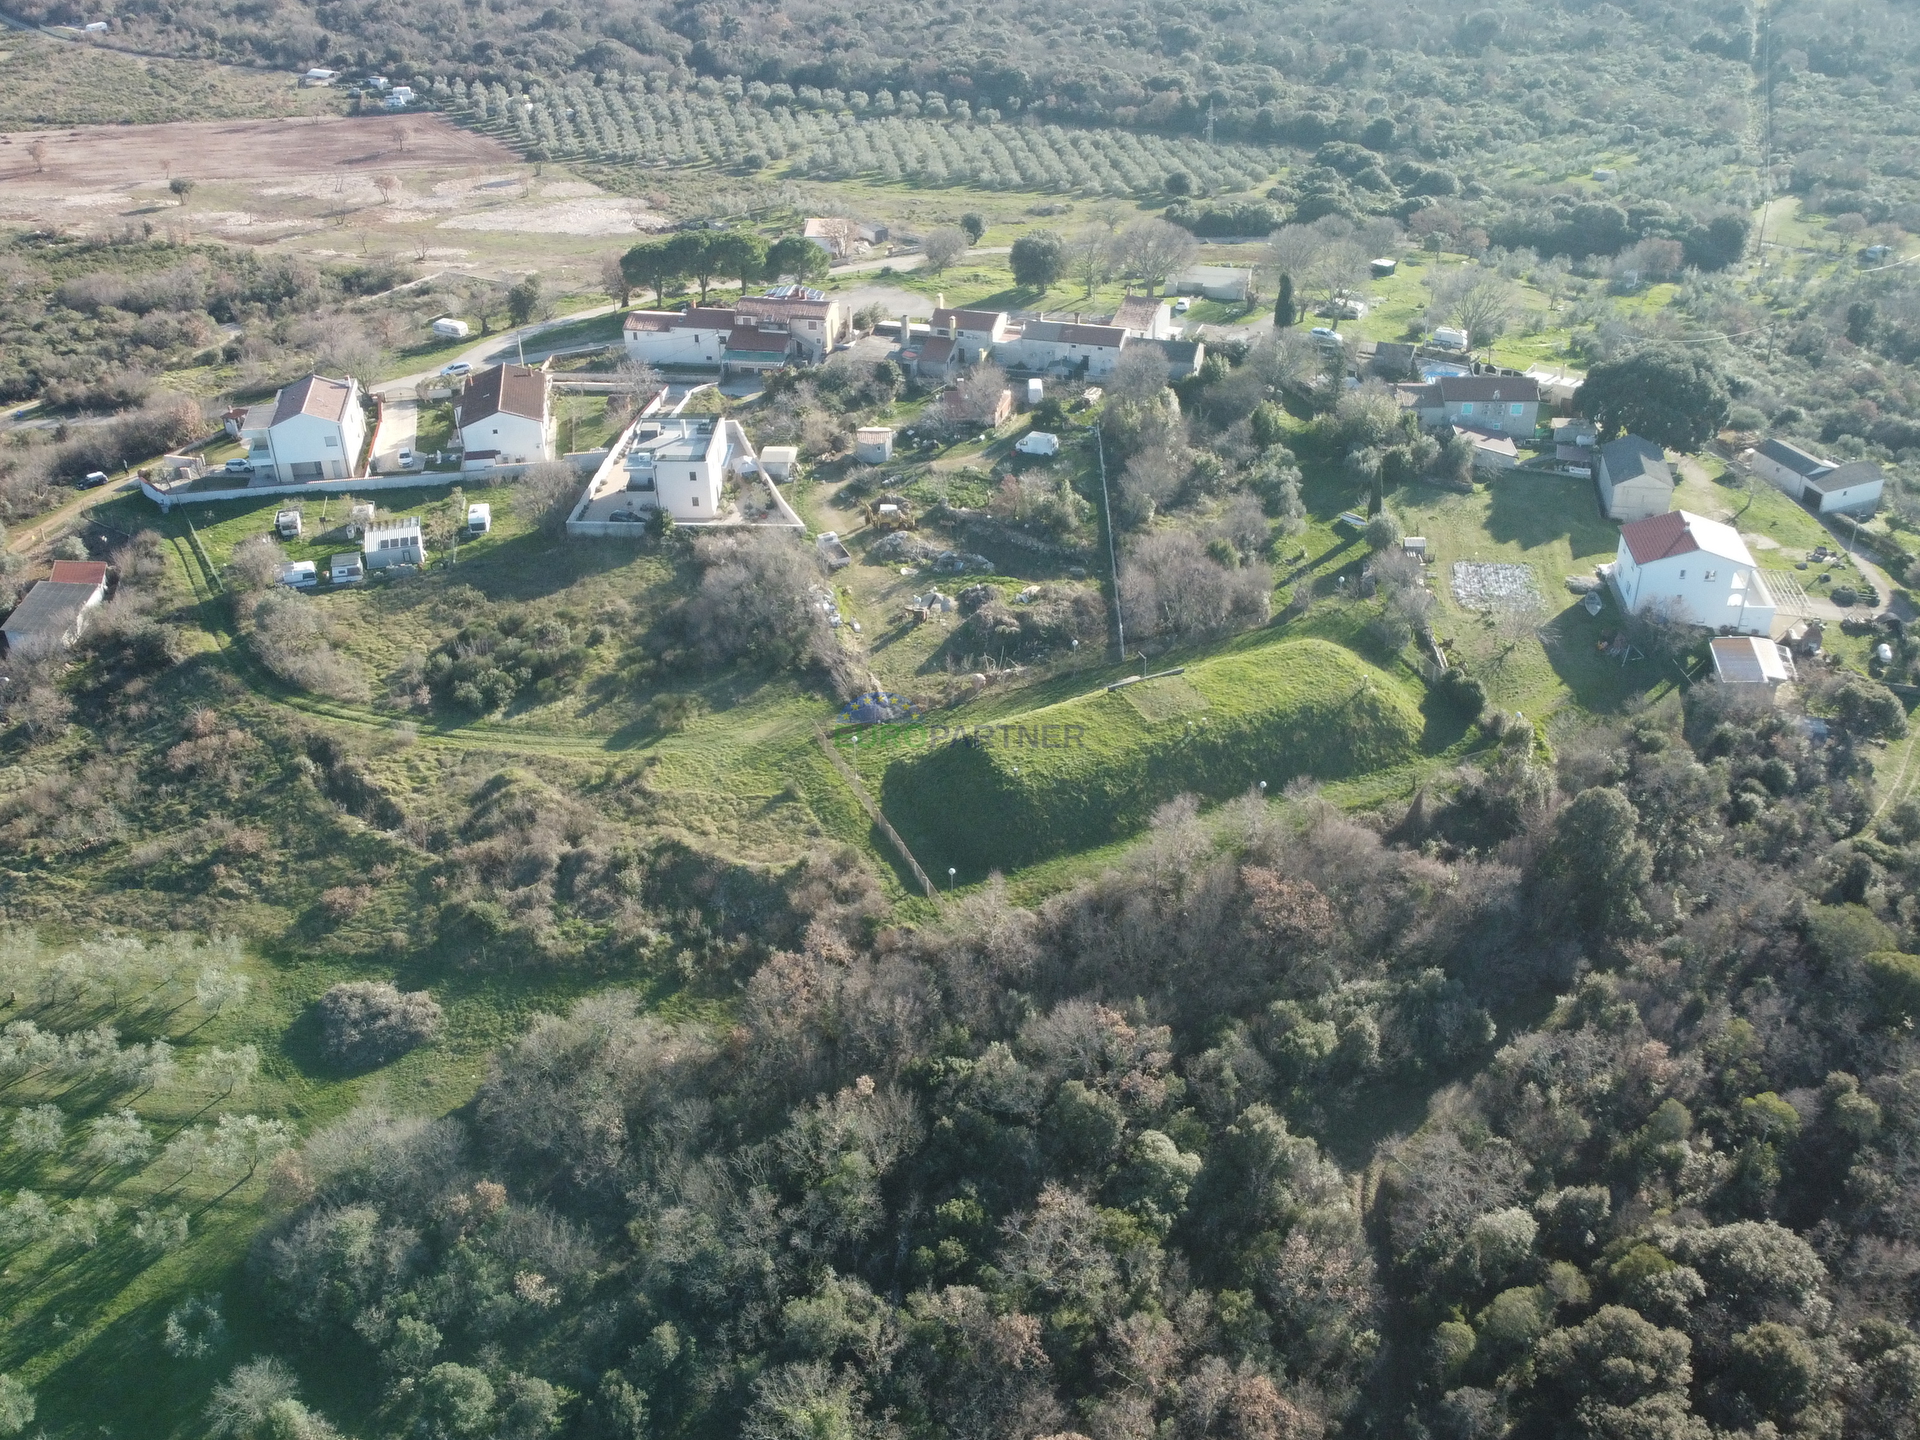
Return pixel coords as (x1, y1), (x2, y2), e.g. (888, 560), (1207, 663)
(1510, 403), (1524, 416)
(1459, 402), (1474, 415)
(1704, 570), (1718, 581)
(690, 495), (700, 507)
(324, 436), (338, 447)
(1677, 570), (1685, 578)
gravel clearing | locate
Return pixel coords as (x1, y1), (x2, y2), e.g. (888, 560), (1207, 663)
(1451, 561), (1542, 611)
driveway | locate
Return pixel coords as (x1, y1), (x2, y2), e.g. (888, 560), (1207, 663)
(374, 300), (622, 400)
(369, 396), (419, 473)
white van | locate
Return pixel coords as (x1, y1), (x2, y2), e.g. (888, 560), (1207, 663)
(467, 503), (491, 535)
(1014, 431), (1060, 457)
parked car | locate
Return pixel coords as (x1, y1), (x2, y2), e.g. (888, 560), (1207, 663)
(1172, 297), (1191, 314)
(396, 447), (414, 469)
(224, 458), (254, 474)
(441, 361), (472, 377)
(81, 470), (110, 488)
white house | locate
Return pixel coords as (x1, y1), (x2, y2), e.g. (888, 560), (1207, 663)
(239, 374), (367, 483)
(1748, 438), (1831, 498)
(1005, 320), (1129, 378)
(1108, 295), (1177, 341)
(930, 307), (1015, 363)
(623, 417), (726, 521)
(456, 363), (555, 466)
(1607, 509), (1775, 635)
(1595, 435), (1675, 522)
(362, 515), (425, 570)
(624, 306), (736, 367)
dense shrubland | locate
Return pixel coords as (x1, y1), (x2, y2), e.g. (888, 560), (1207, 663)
(245, 668), (1920, 1439)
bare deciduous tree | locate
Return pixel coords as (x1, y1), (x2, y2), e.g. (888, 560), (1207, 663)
(1114, 218), (1199, 295)
(922, 226), (970, 273)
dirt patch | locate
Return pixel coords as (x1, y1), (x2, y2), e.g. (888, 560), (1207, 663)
(0, 114), (515, 189)
(438, 197), (671, 235)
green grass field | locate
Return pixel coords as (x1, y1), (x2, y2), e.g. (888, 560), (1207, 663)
(872, 636), (1425, 876)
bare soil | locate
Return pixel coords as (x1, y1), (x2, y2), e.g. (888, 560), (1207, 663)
(0, 113), (514, 188)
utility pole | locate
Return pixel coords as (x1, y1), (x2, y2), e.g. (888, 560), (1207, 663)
(1205, 102), (1216, 146)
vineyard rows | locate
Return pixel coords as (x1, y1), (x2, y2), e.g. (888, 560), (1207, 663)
(446, 78), (1278, 197)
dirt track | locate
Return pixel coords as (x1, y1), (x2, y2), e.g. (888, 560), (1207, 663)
(0, 113), (516, 187)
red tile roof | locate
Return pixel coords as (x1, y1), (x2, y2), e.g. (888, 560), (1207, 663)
(49, 560), (107, 587)
(727, 326), (792, 353)
(1620, 510), (1699, 565)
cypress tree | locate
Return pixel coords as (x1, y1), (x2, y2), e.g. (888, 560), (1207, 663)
(1274, 273), (1295, 328)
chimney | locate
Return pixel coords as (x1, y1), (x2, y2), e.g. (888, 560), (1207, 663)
(936, 292), (945, 310)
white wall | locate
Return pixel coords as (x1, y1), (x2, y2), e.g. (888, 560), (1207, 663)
(1816, 479), (1883, 514)
(1749, 453), (1808, 499)
(267, 406), (364, 482)
(625, 326), (727, 367)
(461, 410), (553, 463)
(1614, 542), (1775, 635)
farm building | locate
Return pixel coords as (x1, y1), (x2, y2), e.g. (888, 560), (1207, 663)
(1595, 435), (1674, 522)
(2, 567), (107, 655)
(1805, 460), (1884, 515)
(1171, 265), (1254, 302)
(238, 374), (367, 483)
(457, 363), (555, 466)
(1605, 509), (1775, 635)
(362, 516), (425, 570)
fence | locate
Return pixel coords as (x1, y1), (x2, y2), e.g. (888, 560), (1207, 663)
(141, 451), (604, 510)
(812, 724), (937, 900)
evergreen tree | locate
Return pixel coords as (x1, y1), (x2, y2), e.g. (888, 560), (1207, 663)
(1274, 273), (1295, 328)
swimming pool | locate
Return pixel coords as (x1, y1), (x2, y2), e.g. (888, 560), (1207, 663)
(1421, 361), (1472, 381)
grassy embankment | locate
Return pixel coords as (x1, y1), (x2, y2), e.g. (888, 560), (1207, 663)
(873, 636), (1425, 877)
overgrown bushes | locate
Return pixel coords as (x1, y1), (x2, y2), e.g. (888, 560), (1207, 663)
(315, 982), (443, 1069)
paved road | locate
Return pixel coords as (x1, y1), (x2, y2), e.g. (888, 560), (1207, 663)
(374, 301), (623, 400)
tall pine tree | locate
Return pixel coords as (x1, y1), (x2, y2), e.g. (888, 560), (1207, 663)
(1274, 273), (1295, 328)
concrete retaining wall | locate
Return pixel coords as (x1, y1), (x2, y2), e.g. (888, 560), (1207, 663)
(143, 452), (605, 509)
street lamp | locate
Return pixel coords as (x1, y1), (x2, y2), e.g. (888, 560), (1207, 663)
(947, 867), (956, 893)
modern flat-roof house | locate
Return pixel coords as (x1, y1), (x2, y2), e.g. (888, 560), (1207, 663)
(362, 515), (424, 570)
(623, 417), (726, 521)
(1595, 435), (1675, 522)
(623, 306), (736, 367)
(1108, 296), (1177, 341)
(457, 363), (555, 466)
(239, 374), (366, 483)
(1006, 320), (1130, 378)
(2, 575), (106, 654)
(930, 307), (1015, 363)
(1607, 509), (1775, 634)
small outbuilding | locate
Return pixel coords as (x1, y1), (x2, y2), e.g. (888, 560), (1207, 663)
(278, 560), (318, 589)
(1371, 257), (1397, 278)
(1711, 635), (1796, 687)
(330, 553), (364, 584)
(854, 427), (895, 464)
(362, 515), (425, 569)
(1595, 435), (1674, 522)
(759, 445), (799, 480)
(276, 508), (303, 539)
